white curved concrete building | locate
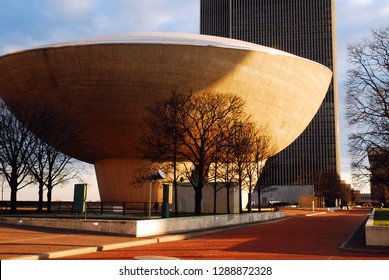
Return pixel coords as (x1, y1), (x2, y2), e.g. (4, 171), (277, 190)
(0, 33), (332, 202)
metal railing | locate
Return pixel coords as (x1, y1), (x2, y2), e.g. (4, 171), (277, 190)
(0, 200), (162, 217)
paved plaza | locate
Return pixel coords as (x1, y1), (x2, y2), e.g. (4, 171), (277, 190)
(1, 208), (388, 260)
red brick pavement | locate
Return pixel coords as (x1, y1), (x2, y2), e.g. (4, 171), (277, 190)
(1, 208), (388, 260)
(59, 208), (389, 260)
(0, 223), (138, 260)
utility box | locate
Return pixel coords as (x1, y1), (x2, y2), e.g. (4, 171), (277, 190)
(73, 184), (87, 214)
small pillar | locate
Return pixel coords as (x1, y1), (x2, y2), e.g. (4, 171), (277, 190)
(161, 183), (170, 218)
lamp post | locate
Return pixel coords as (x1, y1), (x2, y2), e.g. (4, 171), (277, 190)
(148, 169), (166, 219)
(1, 178), (3, 210)
(312, 185), (315, 212)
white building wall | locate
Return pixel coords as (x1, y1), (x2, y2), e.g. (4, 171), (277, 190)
(173, 183), (249, 214)
(251, 185), (314, 206)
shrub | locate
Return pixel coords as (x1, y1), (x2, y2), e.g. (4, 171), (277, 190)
(374, 208), (389, 226)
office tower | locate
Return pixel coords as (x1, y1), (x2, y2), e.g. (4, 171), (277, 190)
(200, 0), (340, 186)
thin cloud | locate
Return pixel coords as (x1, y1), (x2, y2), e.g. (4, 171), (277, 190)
(379, 4), (389, 17)
(337, 0), (389, 25)
(49, 0), (97, 19)
(94, 0), (199, 34)
(353, 0), (374, 6)
(0, 0), (200, 54)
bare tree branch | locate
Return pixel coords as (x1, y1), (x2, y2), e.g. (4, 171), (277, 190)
(346, 25), (389, 204)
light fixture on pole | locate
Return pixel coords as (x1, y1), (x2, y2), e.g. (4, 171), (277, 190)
(148, 169), (166, 218)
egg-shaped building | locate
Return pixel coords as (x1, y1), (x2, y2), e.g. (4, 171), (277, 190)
(0, 33), (332, 202)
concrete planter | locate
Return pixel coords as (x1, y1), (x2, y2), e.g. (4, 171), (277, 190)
(0, 211), (285, 238)
(135, 211), (285, 237)
(365, 209), (389, 246)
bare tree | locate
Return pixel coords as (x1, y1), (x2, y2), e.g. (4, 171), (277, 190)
(142, 89), (191, 215)
(246, 126), (276, 212)
(26, 109), (85, 212)
(351, 189), (361, 205)
(340, 181), (352, 206)
(315, 172), (342, 207)
(227, 119), (253, 213)
(30, 142), (83, 212)
(178, 92), (247, 215)
(0, 98), (85, 213)
(367, 147), (389, 204)
(346, 26), (389, 199)
(143, 91), (246, 215)
(217, 145), (237, 214)
(226, 120), (276, 213)
(0, 100), (38, 213)
(208, 143), (223, 214)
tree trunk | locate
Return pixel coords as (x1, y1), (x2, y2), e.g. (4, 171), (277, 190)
(173, 149), (178, 216)
(247, 190), (252, 213)
(9, 174), (18, 213)
(238, 176), (243, 213)
(10, 187), (17, 214)
(194, 188), (202, 216)
(213, 181), (217, 214)
(226, 183), (231, 214)
(173, 179), (178, 216)
(47, 187), (53, 213)
(37, 182), (44, 212)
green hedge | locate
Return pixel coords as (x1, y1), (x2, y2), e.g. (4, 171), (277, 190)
(374, 209), (389, 226)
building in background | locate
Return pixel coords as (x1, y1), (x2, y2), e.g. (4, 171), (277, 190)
(200, 0), (340, 187)
(368, 147), (389, 205)
(252, 185), (314, 207)
(360, 193), (371, 204)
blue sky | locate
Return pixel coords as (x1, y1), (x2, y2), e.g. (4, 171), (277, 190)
(0, 0), (388, 200)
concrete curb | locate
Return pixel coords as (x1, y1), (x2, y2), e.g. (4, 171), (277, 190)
(13, 246), (105, 260)
(9, 232), (208, 260)
(339, 214), (369, 252)
(339, 214), (389, 254)
(305, 211), (327, 217)
(10, 238), (160, 260)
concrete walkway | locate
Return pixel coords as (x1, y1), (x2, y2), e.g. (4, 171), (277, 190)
(1, 208), (388, 260)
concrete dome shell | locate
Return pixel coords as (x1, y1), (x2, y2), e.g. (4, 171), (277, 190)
(0, 33), (332, 202)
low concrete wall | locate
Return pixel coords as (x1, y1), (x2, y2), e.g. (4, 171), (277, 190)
(365, 209), (389, 246)
(135, 211), (285, 237)
(0, 217), (138, 236)
(0, 211), (285, 237)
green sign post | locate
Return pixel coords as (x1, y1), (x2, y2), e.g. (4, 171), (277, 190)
(73, 184), (87, 217)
